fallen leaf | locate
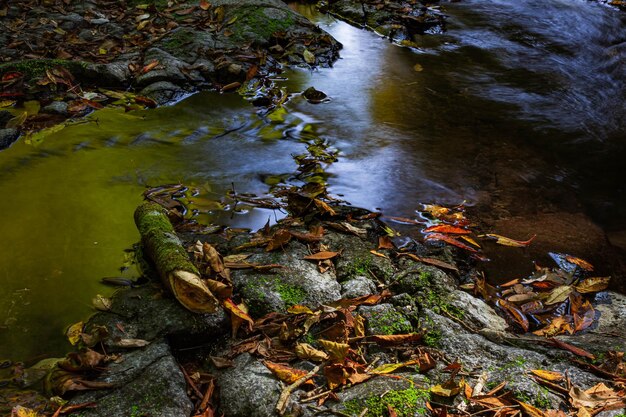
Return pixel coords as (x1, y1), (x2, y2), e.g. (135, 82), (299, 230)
(141, 59), (159, 74)
(295, 343), (329, 362)
(199, 0), (211, 10)
(318, 339), (350, 362)
(517, 401), (547, 417)
(544, 285), (573, 305)
(431, 381), (461, 397)
(425, 233), (478, 252)
(423, 225), (470, 234)
(565, 255), (595, 271)
(223, 298), (254, 336)
(11, 405), (42, 417)
(6, 111), (27, 128)
(263, 361), (313, 385)
(370, 359), (420, 375)
(303, 251), (339, 261)
(370, 333), (422, 346)
(484, 233), (536, 247)
(497, 299), (529, 331)
(546, 338), (594, 359)
(66, 321), (84, 345)
(114, 338), (150, 348)
(266, 229), (292, 251)
(378, 236), (395, 249)
(533, 317), (574, 337)
(303, 49), (316, 64)
(413, 63), (424, 72)
(530, 369), (564, 382)
(575, 277), (610, 294)
(92, 295), (112, 311)
(210, 356), (234, 369)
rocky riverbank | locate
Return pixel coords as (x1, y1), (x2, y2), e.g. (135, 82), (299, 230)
(0, 0), (342, 149)
(4, 189), (625, 417)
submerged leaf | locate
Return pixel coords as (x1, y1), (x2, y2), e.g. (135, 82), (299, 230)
(484, 233), (536, 247)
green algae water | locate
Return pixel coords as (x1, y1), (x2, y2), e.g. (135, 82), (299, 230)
(1, 0), (625, 361)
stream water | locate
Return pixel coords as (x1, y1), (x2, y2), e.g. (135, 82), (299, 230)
(0, 0), (624, 362)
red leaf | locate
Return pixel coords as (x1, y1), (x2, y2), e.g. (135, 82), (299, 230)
(425, 233), (478, 252)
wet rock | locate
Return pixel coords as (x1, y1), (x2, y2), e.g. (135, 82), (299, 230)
(85, 285), (229, 351)
(42, 101), (69, 116)
(230, 239), (341, 317)
(0, 128), (20, 150)
(83, 58), (134, 88)
(217, 353), (283, 417)
(136, 48), (190, 87)
(359, 303), (414, 335)
(0, 110), (12, 128)
(447, 289), (508, 333)
(68, 342), (193, 417)
(341, 275), (377, 298)
(327, 232), (396, 283)
(391, 263), (455, 295)
(140, 81), (186, 105)
(302, 86), (327, 103)
(425, 310), (602, 405)
(89, 17), (109, 25)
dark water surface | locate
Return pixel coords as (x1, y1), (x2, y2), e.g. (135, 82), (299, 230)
(1, 0), (624, 361)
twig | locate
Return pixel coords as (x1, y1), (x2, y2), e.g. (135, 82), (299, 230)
(179, 365), (203, 399)
(276, 364), (321, 415)
(199, 378), (215, 412)
(300, 389), (333, 403)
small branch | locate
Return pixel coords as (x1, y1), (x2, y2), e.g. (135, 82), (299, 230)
(179, 365), (203, 399)
(276, 364), (321, 415)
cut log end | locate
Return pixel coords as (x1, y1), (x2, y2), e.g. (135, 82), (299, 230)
(169, 270), (219, 314)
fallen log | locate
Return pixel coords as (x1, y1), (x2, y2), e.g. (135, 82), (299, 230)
(134, 202), (218, 313)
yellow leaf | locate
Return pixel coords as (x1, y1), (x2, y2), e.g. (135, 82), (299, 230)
(6, 111), (27, 128)
(530, 369), (564, 382)
(370, 360), (419, 375)
(575, 277), (610, 294)
(0, 100), (16, 108)
(518, 401), (547, 417)
(303, 49), (316, 64)
(544, 285), (572, 305)
(431, 382), (461, 397)
(413, 63), (424, 72)
(66, 321), (84, 345)
(295, 343), (329, 362)
(287, 305), (314, 315)
(99, 48), (107, 55)
(11, 405), (42, 417)
(484, 233), (536, 247)
(318, 339), (350, 362)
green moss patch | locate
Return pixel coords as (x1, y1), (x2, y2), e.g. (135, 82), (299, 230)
(343, 386), (430, 417)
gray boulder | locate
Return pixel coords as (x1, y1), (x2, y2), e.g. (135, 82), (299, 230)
(0, 128), (19, 150)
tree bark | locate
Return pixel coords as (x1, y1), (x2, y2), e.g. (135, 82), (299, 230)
(134, 202), (218, 313)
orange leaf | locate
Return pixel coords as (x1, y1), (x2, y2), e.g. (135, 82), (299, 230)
(533, 317), (574, 337)
(370, 333), (422, 346)
(141, 59), (159, 74)
(199, 0), (211, 10)
(387, 405), (398, 417)
(423, 225), (470, 234)
(378, 236), (395, 249)
(263, 361), (313, 385)
(303, 251), (339, 260)
(565, 256), (594, 271)
(497, 299), (529, 332)
(266, 229), (292, 251)
(223, 298), (253, 336)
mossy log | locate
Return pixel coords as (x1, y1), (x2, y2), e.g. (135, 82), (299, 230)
(134, 202), (218, 313)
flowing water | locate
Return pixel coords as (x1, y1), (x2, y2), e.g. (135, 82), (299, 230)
(0, 0), (624, 362)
